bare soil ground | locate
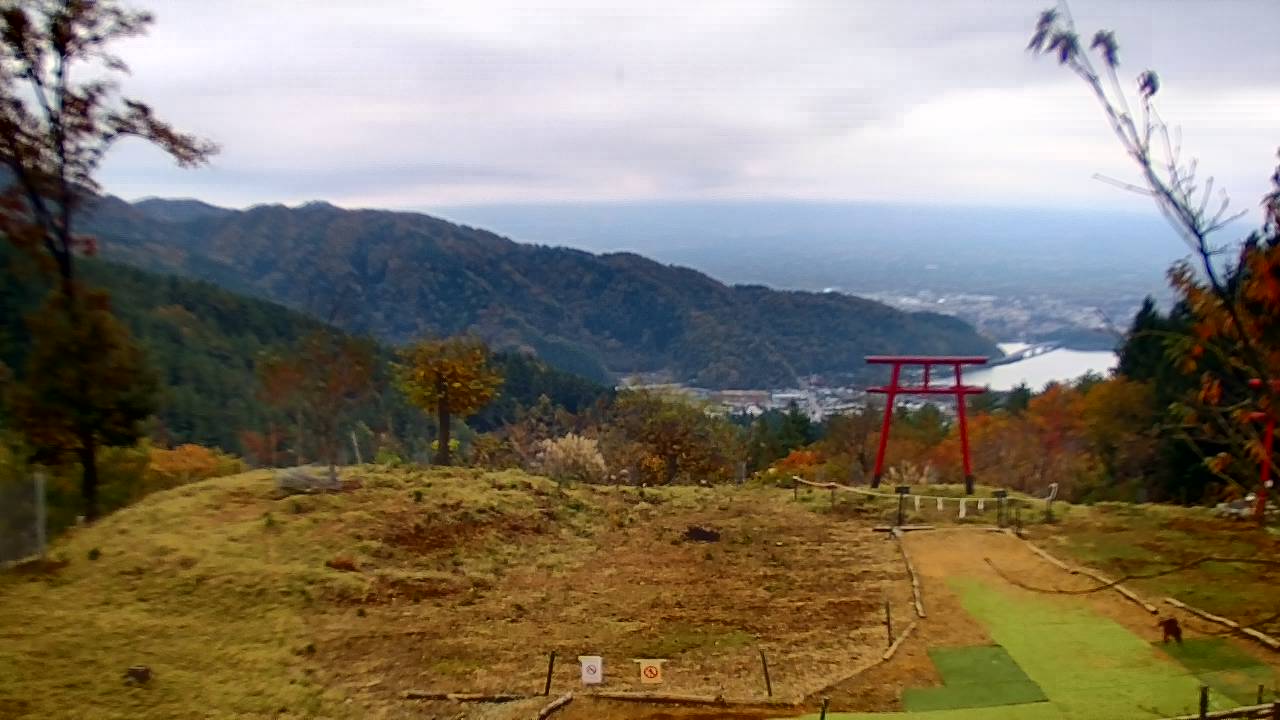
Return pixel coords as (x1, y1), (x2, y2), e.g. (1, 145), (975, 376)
(0, 470), (909, 720)
(7, 473), (1280, 720)
(320, 485), (914, 719)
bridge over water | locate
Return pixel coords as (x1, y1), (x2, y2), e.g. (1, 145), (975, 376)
(987, 342), (1061, 367)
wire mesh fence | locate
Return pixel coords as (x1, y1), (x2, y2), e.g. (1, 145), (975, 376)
(0, 471), (46, 564)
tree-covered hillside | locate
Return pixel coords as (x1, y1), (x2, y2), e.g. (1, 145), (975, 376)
(0, 249), (609, 456)
(82, 196), (1002, 388)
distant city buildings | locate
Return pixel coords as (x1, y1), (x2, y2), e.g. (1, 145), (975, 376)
(617, 379), (964, 422)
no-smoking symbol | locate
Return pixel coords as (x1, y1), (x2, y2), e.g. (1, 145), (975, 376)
(578, 656), (603, 685)
(636, 659), (664, 684)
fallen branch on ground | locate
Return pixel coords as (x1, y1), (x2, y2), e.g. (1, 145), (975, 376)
(584, 691), (798, 707)
(891, 528), (927, 618)
(402, 691), (530, 702)
(806, 620), (919, 698)
(1023, 551), (1280, 588)
(1165, 598), (1280, 651)
(882, 620), (918, 661)
(536, 692), (574, 720)
(1159, 701), (1278, 720)
(985, 553), (1158, 614)
(999, 539), (1163, 613)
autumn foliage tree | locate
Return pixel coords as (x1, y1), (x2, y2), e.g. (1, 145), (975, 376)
(0, 0), (215, 520)
(255, 350), (306, 464)
(1167, 194), (1280, 489)
(397, 336), (502, 466)
(607, 390), (740, 485)
(1030, 5), (1280, 502)
(255, 332), (375, 477)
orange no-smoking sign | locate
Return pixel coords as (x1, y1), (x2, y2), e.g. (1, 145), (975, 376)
(634, 659), (665, 684)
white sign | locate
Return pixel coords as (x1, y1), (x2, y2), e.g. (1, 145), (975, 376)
(578, 656), (603, 685)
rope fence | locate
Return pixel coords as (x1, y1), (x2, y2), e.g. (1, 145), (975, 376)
(791, 476), (1055, 529)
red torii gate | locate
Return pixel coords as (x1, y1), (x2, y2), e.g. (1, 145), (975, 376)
(866, 355), (988, 495)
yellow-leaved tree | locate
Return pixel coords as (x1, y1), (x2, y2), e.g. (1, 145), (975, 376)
(396, 337), (503, 466)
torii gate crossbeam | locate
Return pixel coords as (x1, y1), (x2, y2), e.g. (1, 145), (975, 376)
(866, 355), (988, 495)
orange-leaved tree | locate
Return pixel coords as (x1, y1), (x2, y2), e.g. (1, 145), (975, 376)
(1166, 193), (1280, 486)
(1029, 5), (1280, 500)
(396, 336), (502, 466)
(256, 332), (376, 477)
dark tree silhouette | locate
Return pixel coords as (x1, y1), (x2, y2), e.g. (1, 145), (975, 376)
(0, 0), (216, 520)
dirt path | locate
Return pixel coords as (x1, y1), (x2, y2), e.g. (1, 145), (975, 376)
(906, 529), (1231, 645)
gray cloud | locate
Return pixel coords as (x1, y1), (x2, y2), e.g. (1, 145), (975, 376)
(97, 0), (1280, 212)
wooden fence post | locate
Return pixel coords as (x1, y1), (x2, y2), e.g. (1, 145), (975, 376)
(759, 650), (773, 698)
(543, 651), (556, 696)
(350, 430), (363, 465)
(885, 601), (893, 647)
(34, 470), (47, 557)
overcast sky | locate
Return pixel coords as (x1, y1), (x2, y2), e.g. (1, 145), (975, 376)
(97, 0), (1279, 216)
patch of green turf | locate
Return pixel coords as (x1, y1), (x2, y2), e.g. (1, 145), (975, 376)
(903, 645), (1047, 711)
(789, 581), (1237, 720)
(1160, 638), (1277, 705)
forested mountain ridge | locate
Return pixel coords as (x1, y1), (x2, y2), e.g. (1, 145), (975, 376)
(84, 195), (1001, 388)
(0, 248), (609, 456)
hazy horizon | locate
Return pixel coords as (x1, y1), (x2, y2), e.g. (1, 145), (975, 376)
(96, 0), (1279, 215)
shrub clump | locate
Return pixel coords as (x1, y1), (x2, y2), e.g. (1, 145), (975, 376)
(537, 434), (607, 485)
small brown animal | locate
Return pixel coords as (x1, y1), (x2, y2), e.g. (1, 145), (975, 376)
(1157, 617), (1183, 644)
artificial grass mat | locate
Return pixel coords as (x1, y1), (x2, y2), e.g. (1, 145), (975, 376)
(903, 645), (1046, 711)
(791, 580), (1250, 720)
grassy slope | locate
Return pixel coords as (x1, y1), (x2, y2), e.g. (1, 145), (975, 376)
(0, 471), (328, 719)
(0, 468), (582, 719)
(1028, 502), (1280, 635)
(0, 468), (906, 720)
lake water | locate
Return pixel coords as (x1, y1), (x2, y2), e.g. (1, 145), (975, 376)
(964, 342), (1118, 391)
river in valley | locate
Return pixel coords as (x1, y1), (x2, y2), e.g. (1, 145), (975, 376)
(964, 342), (1118, 391)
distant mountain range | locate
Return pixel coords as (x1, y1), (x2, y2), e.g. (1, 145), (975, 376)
(431, 200), (1189, 334)
(80, 196), (1001, 388)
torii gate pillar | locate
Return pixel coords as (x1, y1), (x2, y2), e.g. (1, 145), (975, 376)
(866, 356), (988, 495)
